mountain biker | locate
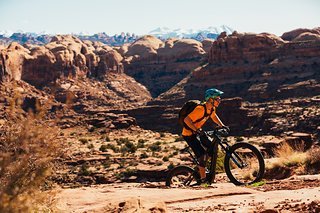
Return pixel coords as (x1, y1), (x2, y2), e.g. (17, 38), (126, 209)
(182, 88), (229, 183)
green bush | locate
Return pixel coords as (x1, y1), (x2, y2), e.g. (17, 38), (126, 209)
(235, 136), (244, 142)
(79, 164), (91, 176)
(87, 144), (94, 149)
(137, 139), (146, 148)
(140, 152), (148, 159)
(162, 156), (169, 162)
(106, 144), (119, 152)
(121, 141), (137, 154)
(148, 142), (162, 152)
(116, 137), (130, 145)
(99, 144), (108, 152)
(79, 138), (89, 144)
(175, 136), (184, 142)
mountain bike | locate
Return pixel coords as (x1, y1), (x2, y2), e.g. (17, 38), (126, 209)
(166, 128), (265, 186)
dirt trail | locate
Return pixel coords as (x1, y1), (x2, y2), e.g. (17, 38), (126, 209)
(55, 175), (320, 212)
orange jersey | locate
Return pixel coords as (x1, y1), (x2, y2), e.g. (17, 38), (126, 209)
(182, 105), (216, 136)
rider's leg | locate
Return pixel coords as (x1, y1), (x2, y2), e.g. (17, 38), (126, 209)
(200, 134), (214, 156)
(198, 154), (206, 179)
(183, 135), (207, 180)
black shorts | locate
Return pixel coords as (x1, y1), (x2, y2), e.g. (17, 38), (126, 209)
(183, 134), (214, 158)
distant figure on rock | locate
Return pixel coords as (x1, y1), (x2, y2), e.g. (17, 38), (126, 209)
(179, 88), (229, 183)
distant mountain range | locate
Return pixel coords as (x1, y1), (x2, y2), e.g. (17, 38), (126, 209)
(0, 25), (234, 46)
(148, 25), (234, 40)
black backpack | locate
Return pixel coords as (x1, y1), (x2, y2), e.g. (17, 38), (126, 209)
(178, 100), (211, 130)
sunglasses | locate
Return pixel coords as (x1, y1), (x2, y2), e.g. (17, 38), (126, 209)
(209, 97), (221, 104)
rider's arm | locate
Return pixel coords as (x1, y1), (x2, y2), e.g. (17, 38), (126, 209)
(211, 112), (225, 127)
(184, 106), (204, 132)
(184, 116), (198, 132)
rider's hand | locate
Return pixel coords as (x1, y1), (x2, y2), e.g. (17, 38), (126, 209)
(196, 128), (205, 136)
(221, 125), (230, 133)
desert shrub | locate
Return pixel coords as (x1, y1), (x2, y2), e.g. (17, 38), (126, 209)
(264, 142), (308, 179)
(140, 152), (148, 159)
(79, 164), (91, 176)
(99, 144), (108, 152)
(305, 148), (320, 174)
(235, 136), (244, 142)
(87, 143), (94, 150)
(137, 139), (146, 148)
(0, 113), (61, 212)
(174, 136), (184, 142)
(70, 132), (76, 136)
(275, 142), (307, 167)
(103, 161), (111, 169)
(148, 142), (162, 152)
(162, 156), (169, 162)
(120, 141), (137, 154)
(116, 137), (130, 145)
(79, 138), (88, 144)
(160, 132), (165, 137)
(106, 144), (119, 152)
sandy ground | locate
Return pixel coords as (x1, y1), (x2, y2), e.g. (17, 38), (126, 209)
(55, 175), (320, 212)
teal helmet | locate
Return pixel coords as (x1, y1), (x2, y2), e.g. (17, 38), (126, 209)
(204, 88), (224, 101)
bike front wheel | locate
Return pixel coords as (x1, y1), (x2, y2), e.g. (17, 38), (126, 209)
(224, 142), (265, 186)
(166, 165), (201, 187)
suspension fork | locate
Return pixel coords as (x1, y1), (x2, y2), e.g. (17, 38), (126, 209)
(224, 145), (246, 169)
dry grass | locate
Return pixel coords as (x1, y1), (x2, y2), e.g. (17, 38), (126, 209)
(305, 147), (320, 174)
(273, 142), (307, 167)
(265, 142), (311, 179)
(0, 83), (62, 212)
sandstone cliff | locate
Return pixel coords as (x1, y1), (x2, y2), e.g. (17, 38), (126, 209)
(123, 36), (206, 97)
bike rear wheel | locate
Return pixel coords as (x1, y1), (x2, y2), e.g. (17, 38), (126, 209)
(166, 166), (201, 187)
(224, 142), (265, 186)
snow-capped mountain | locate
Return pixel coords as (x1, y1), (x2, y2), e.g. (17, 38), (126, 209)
(0, 30), (14, 37)
(148, 25), (234, 40)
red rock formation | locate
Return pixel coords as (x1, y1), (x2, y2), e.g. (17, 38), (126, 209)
(1, 35), (126, 86)
(125, 35), (163, 63)
(0, 42), (32, 82)
(22, 46), (57, 86)
(124, 37), (206, 97)
(293, 32), (320, 42)
(201, 38), (214, 53)
(281, 28), (320, 41)
(208, 32), (285, 64)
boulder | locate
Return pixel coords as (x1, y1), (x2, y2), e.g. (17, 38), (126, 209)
(293, 32), (320, 42)
(0, 42), (32, 82)
(105, 198), (167, 213)
(158, 38), (205, 62)
(125, 35), (164, 62)
(201, 38), (214, 53)
(22, 45), (57, 86)
(209, 32), (285, 64)
(281, 28), (320, 41)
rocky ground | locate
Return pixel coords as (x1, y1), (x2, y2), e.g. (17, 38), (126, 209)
(55, 176), (320, 212)
(48, 123), (320, 212)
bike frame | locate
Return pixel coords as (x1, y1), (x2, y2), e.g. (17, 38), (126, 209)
(182, 130), (246, 184)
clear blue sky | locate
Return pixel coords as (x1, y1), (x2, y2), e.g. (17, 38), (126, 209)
(0, 0), (319, 36)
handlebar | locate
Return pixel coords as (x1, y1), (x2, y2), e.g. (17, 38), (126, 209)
(205, 128), (229, 137)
